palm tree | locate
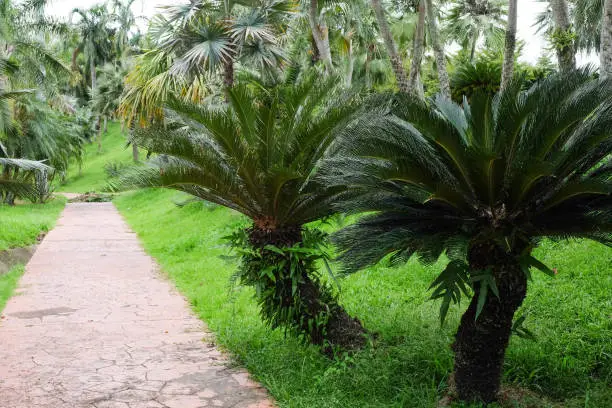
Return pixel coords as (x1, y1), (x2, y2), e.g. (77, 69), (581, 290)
(91, 63), (128, 152)
(500, 0), (517, 89)
(70, 5), (114, 93)
(573, 0), (603, 53)
(111, 0), (142, 57)
(371, 0), (410, 92)
(424, 0), (451, 98)
(408, 0), (426, 94)
(550, 0), (576, 72)
(153, 0), (295, 89)
(602, 0), (612, 79)
(118, 76), (366, 351)
(443, 0), (506, 62)
(324, 69), (612, 402)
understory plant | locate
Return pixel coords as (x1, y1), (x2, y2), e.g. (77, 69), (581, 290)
(119, 76), (367, 352)
(324, 69), (612, 402)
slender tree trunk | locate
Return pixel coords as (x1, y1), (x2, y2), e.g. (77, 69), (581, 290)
(408, 1), (426, 96)
(223, 59), (234, 89)
(103, 116), (108, 134)
(365, 43), (374, 89)
(550, 0), (576, 72)
(424, 0), (451, 98)
(90, 62), (96, 94)
(470, 35), (477, 62)
(346, 40), (354, 87)
(308, 0), (333, 73)
(371, 0), (409, 93)
(310, 34), (320, 65)
(97, 116), (103, 153)
(500, 0), (518, 90)
(452, 243), (528, 403)
(602, 0), (612, 80)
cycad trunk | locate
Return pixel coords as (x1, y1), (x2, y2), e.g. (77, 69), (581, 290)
(452, 243), (528, 403)
(371, 0), (409, 93)
(550, 0), (576, 72)
(501, 0), (518, 90)
(246, 225), (366, 354)
(408, 1), (426, 96)
(309, 0), (333, 73)
(602, 0), (612, 80)
(424, 0), (451, 99)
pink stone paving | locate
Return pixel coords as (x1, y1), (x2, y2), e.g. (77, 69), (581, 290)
(0, 203), (275, 408)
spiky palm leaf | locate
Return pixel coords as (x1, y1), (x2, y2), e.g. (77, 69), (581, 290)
(120, 75), (360, 227)
(329, 68), (612, 271)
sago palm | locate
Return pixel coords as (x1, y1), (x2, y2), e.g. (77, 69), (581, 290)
(119, 77), (366, 351)
(324, 69), (612, 402)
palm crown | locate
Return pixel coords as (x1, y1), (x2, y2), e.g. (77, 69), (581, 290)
(329, 69), (611, 271)
(123, 75), (360, 229)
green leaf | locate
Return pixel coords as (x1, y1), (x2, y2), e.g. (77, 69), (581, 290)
(429, 260), (471, 325)
(264, 244), (285, 255)
(519, 254), (555, 277)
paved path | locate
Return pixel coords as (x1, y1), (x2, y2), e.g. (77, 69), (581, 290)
(0, 203), (274, 408)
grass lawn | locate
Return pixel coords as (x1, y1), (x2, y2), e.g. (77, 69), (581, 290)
(58, 122), (141, 193)
(115, 188), (612, 408)
(0, 197), (65, 251)
(0, 265), (25, 313)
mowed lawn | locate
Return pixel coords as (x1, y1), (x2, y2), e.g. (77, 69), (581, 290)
(115, 188), (612, 408)
(58, 122), (142, 193)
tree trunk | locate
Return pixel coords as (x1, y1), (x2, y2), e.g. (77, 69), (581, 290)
(452, 243), (528, 403)
(345, 39), (354, 87)
(97, 116), (103, 153)
(223, 59), (234, 89)
(500, 0), (518, 91)
(365, 43), (374, 89)
(308, 0), (333, 73)
(470, 34), (477, 62)
(550, 0), (576, 72)
(132, 141), (139, 163)
(424, 0), (451, 99)
(310, 34), (320, 65)
(602, 0), (612, 80)
(408, 1), (426, 96)
(90, 62), (96, 94)
(103, 116), (108, 134)
(246, 224), (366, 354)
(371, 0), (409, 93)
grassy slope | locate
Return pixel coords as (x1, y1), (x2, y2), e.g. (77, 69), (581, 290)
(58, 122), (140, 193)
(0, 198), (65, 251)
(115, 189), (612, 408)
(0, 265), (25, 313)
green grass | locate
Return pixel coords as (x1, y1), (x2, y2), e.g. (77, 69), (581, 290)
(58, 122), (141, 193)
(0, 265), (25, 313)
(115, 188), (612, 408)
(0, 197), (65, 251)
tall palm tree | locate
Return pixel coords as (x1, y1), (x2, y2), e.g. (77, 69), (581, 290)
(324, 69), (612, 402)
(70, 5), (114, 93)
(550, 0), (576, 72)
(91, 63), (128, 152)
(408, 0), (425, 94)
(500, 0), (517, 89)
(424, 0), (451, 98)
(371, 0), (410, 92)
(119, 76), (366, 351)
(112, 0), (142, 57)
(443, 0), (506, 62)
(602, 0), (612, 79)
(153, 0), (295, 89)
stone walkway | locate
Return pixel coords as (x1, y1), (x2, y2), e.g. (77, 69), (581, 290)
(0, 203), (274, 408)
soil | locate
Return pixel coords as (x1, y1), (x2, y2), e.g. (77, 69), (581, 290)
(0, 245), (36, 275)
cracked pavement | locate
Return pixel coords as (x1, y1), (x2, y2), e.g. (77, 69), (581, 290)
(0, 203), (274, 408)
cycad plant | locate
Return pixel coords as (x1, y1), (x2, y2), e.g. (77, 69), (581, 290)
(119, 77), (366, 352)
(325, 69), (612, 402)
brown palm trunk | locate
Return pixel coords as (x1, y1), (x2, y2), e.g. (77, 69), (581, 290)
(371, 0), (409, 93)
(550, 0), (576, 72)
(602, 0), (612, 80)
(501, 0), (518, 90)
(452, 243), (528, 403)
(408, 1), (426, 96)
(247, 225), (366, 354)
(425, 0), (451, 98)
